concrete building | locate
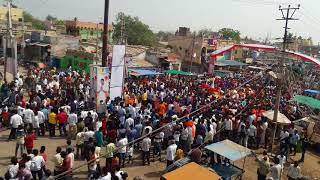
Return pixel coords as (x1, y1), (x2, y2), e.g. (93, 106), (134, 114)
(0, 6), (23, 23)
(65, 20), (113, 44)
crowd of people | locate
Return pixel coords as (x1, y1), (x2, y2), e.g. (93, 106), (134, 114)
(0, 65), (317, 180)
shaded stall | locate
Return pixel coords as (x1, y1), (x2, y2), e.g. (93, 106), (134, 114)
(162, 69), (193, 75)
(205, 139), (252, 180)
(128, 69), (162, 77)
(262, 110), (291, 124)
(161, 162), (221, 180)
(293, 95), (320, 109)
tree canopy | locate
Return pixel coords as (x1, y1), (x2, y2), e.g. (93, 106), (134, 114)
(23, 11), (45, 30)
(218, 28), (241, 42)
(113, 12), (156, 46)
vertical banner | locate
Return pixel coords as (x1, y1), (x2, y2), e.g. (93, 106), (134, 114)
(90, 65), (110, 106)
(2, 37), (18, 78)
(110, 45), (126, 100)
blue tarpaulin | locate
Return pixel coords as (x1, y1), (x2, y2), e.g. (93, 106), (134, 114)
(129, 69), (161, 76)
(205, 140), (251, 161)
(304, 89), (320, 96)
(215, 60), (248, 66)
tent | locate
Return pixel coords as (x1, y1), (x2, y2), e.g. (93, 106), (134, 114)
(304, 89), (320, 96)
(161, 162), (221, 180)
(205, 139), (252, 161)
(205, 140), (251, 180)
(128, 69), (161, 76)
(163, 69), (193, 75)
(215, 60), (248, 67)
(293, 95), (320, 109)
(262, 110), (291, 124)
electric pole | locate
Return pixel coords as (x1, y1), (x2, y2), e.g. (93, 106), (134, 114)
(189, 32), (196, 72)
(271, 4), (300, 151)
(119, 15), (125, 45)
(95, 23), (99, 64)
(102, 0), (110, 67)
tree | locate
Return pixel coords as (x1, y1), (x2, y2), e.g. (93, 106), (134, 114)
(218, 28), (241, 42)
(113, 12), (156, 46)
(23, 11), (45, 30)
(197, 28), (214, 37)
(46, 15), (57, 22)
(156, 31), (173, 41)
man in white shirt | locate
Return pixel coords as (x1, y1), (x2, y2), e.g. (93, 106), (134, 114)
(224, 118), (233, 139)
(8, 110), (23, 141)
(125, 115), (134, 130)
(23, 105), (35, 130)
(248, 124), (257, 148)
(30, 149), (45, 180)
(37, 110), (46, 136)
(166, 140), (177, 167)
(141, 129), (151, 165)
(269, 157), (282, 180)
(68, 111), (78, 139)
(117, 134), (128, 168)
(287, 161), (301, 180)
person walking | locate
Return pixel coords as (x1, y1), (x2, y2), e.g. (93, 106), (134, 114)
(67, 110), (78, 139)
(141, 129), (151, 166)
(30, 149), (45, 180)
(105, 140), (116, 172)
(57, 108), (68, 137)
(287, 161), (301, 180)
(48, 109), (57, 137)
(15, 125), (25, 157)
(166, 140), (177, 167)
(117, 134), (128, 168)
(8, 109), (23, 141)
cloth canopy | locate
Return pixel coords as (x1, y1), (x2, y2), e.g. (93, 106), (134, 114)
(129, 69), (161, 76)
(161, 162), (221, 180)
(262, 110), (291, 124)
(205, 140), (252, 161)
(163, 69), (193, 75)
(215, 60), (248, 66)
(293, 95), (320, 109)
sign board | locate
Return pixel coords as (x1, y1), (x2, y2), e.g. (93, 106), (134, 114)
(90, 65), (110, 107)
(2, 37), (18, 78)
(110, 45), (126, 100)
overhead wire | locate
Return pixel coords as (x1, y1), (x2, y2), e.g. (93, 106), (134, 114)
(53, 72), (265, 180)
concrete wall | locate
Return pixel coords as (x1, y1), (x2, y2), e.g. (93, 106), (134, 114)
(145, 51), (159, 65)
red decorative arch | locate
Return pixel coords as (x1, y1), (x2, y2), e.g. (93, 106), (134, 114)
(210, 44), (320, 67)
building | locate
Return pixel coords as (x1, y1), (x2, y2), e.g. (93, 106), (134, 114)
(65, 20), (113, 44)
(175, 27), (191, 36)
(0, 6), (23, 23)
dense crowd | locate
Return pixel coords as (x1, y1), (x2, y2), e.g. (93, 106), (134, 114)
(0, 65), (317, 180)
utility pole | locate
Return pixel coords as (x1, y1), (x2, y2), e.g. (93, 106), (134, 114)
(4, 0), (14, 81)
(189, 32), (196, 72)
(95, 23), (99, 64)
(119, 15), (125, 45)
(271, 4), (299, 152)
(102, 0), (110, 67)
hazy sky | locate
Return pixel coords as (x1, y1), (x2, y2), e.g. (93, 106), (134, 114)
(5, 0), (320, 43)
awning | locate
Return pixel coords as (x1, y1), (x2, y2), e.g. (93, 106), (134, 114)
(205, 140), (252, 161)
(215, 60), (248, 66)
(262, 110), (291, 124)
(293, 95), (320, 109)
(304, 89), (320, 96)
(128, 69), (161, 76)
(161, 162), (221, 180)
(163, 69), (193, 75)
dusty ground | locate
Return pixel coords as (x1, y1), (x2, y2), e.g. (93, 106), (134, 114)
(0, 129), (319, 180)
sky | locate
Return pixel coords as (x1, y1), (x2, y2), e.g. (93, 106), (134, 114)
(3, 0), (320, 43)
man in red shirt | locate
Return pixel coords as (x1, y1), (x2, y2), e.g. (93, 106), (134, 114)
(56, 108), (68, 137)
(24, 130), (37, 154)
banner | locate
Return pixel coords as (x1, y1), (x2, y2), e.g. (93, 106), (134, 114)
(90, 65), (110, 107)
(2, 37), (17, 78)
(110, 45), (126, 100)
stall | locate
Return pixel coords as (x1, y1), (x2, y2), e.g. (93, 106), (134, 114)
(162, 69), (193, 75)
(204, 140), (252, 180)
(262, 110), (291, 124)
(293, 95), (320, 109)
(161, 162), (221, 180)
(128, 69), (162, 77)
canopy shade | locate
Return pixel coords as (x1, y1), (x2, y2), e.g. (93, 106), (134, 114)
(161, 162), (221, 180)
(205, 140), (252, 161)
(128, 69), (161, 76)
(304, 89), (320, 96)
(215, 60), (248, 66)
(262, 110), (291, 124)
(163, 69), (193, 75)
(293, 95), (320, 109)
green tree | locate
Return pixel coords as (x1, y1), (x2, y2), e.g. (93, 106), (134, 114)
(46, 15), (57, 21)
(23, 11), (45, 30)
(197, 28), (214, 37)
(218, 28), (241, 42)
(113, 12), (156, 46)
(156, 31), (173, 41)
